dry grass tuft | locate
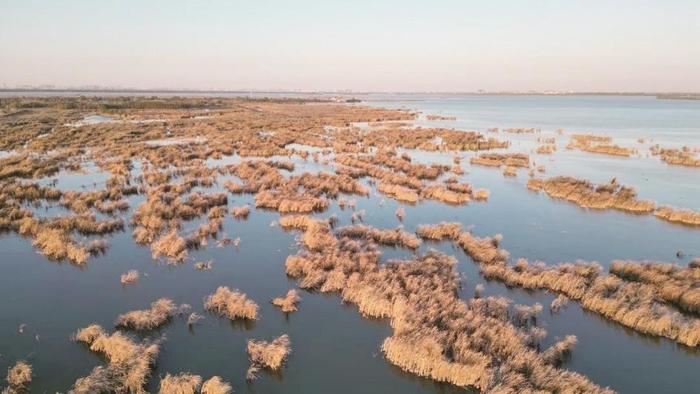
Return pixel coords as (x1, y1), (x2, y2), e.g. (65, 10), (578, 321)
(71, 324), (160, 393)
(395, 207), (405, 220)
(472, 188), (490, 201)
(120, 270), (140, 285)
(231, 205), (250, 219)
(116, 298), (188, 331)
(158, 372), (202, 394)
(416, 222), (462, 241)
(246, 334), (291, 380)
(550, 295), (569, 313)
(5, 361), (32, 389)
(542, 335), (578, 365)
(568, 134), (633, 157)
(272, 290), (301, 313)
(194, 260), (213, 271)
(204, 286), (259, 320)
(201, 376), (233, 394)
(151, 230), (188, 263)
(377, 182), (419, 204)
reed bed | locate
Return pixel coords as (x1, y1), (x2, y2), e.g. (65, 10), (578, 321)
(204, 286), (259, 320)
(337, 224), (422, 249)
(654, 206), (700, 226)
(470, 153), (530, 168)
(246, 334), (291, 380)
(527, 176), (655, 213)
(609, 260), (700, 314)
(481, 259), (700, 346)
(567, 134), (633, 157)
(278, 224), (611, 392)
(650, 146), (700, 167)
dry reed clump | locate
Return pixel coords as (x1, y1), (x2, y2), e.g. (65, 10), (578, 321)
(426, 114), (457, 121)
(550, 295), (569, 313)
(158, 373), (202, 394)
(337, 224), (421, 249)
(187, 313), (203, 326)
(201, 376), (232, 394)
(116, 298), (189, 331)
(254, 190), (329, 213)
(278, 215), (337, 251)
(472, 188), (490, 201)
(567, 134), (633, 157)
(231, 205), (250, 219)
(279, 225), (611, 392)
(502, 166), (517, 177)
(650, 146), (700, 167)
(470, 153), (530, 168)
(527, 176), (655, 213)
(536, 144), (556, 154)
(71, 324), (160, 393)
(120, 270), (140, 285)
(5, 361), (32, 390)
(272, 290), (301, 313)
(654, 206), (700, 226)
(377, 182), (419, 204)
(31, 227), (91, 265)
(151, 230), (188, 263)
(194, 260), (213, 271)
(246, 334), (291, 380)
(415, 222), (462, 241)
(421, 185), (469, 205)
(395, 207), (405, 220)
(204, 286), (258, 320)
(542, 335), (578, 365)
(480, 259), (700, 347)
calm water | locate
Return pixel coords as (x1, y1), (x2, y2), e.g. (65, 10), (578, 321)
(1, 95), (699, 393)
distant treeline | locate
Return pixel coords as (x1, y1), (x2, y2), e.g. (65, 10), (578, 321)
(0, 96), (326, 113)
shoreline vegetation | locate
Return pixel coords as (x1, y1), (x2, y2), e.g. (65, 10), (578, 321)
(0, 96), (698, 392)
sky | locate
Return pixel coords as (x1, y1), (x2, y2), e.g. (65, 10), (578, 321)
(1, 0), (699, 92)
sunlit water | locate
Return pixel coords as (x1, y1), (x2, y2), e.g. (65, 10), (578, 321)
(1, 95), (699, 393)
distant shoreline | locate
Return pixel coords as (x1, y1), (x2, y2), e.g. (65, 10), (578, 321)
(1, 89), (698, 100)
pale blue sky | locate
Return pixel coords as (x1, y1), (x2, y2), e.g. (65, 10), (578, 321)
(1, 0), (699, 91)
